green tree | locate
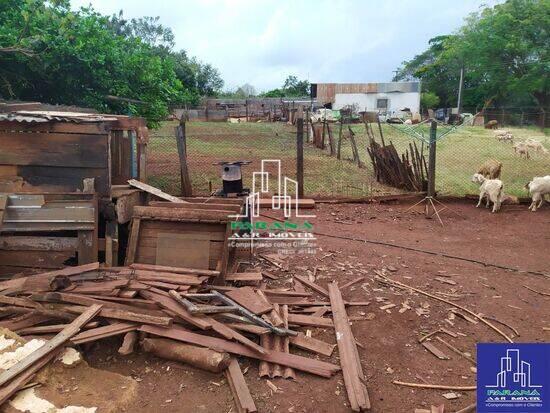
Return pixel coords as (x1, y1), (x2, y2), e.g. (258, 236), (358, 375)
(260, 75), (310, 97)
(0, 1), (224, 125)
(394, 0), (549, 110)
(420, 92), (440, 110)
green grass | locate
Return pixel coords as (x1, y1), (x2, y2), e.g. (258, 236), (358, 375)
(147, 121), (549, 197)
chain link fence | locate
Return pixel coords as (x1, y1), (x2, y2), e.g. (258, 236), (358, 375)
(147, 111), (548, 199)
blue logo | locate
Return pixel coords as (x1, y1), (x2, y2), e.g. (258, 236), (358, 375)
(477, 343), (550, 412)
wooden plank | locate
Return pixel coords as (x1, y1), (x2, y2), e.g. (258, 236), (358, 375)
(328, 282), (370, 411)
(289, 333), (336, 357)
(128, 179), (186, 203)
(225, 358), (257, 413)
(293, 275), (329, 298)
(0, 132), (108, 168)
(257, 198), (315, 209)
(0, 236), (78, 251)
(139, 290), (211, 330)
(149, 201), (241, 214)
(0, 304), (102, 387)
(225, 272), (263, 282)
(129, 263), (219, 277)
(71, 322), (137, 345)
(140, 325), (340, 378)
(225, 287), (273, 315)
(422, 342), (450, 360)
(125, 218), (140, 265)
(66, 305), (172, 326)
(77, 230), (96, 265)
(287, 314), (333, 328)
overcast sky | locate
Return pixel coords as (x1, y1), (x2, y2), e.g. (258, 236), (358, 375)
(71, 0), (497, 92)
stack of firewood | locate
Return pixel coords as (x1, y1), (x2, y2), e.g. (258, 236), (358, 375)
(365, 121), (427, 191)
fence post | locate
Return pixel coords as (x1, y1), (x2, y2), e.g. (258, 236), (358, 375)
(175, 115), (192, 197)
(296, 109), (304, 199)
(427, 121), (437, 198)
(541, 108), (546, 131)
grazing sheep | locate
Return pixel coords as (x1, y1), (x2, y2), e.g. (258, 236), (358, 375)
(477, 159), (502, 179)
(525, 175), (550, 211)
(513, 142), (530, 159)
(524, 139), (548, 154)
(471, 173), (504, 213)
(494, 130), (514, 143)
(485, 120), (499, 129)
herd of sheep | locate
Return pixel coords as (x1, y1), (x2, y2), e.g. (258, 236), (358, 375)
(470, 130), (549, 213)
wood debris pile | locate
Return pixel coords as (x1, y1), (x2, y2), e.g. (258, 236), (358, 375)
(0, 260), (373, 412)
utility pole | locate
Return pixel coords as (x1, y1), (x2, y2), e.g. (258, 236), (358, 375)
(457, 65), (464, 116)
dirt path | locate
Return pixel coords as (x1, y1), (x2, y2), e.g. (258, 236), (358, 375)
(85, 200), (550, 412)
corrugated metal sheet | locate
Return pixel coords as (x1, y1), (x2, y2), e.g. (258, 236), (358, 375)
(0, 111), (118, 124)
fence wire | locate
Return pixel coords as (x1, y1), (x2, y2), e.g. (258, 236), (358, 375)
(147, 112), (548, 199)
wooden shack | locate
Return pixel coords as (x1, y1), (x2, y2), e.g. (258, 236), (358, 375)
(0, 111), (149, 273)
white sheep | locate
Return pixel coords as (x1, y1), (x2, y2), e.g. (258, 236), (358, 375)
(524, 139), (548, 154)
(497, 133), (514, 143)
(513, 142), (530, 159)
(526, 175), (550, 211)
(471, 173), (504, 213)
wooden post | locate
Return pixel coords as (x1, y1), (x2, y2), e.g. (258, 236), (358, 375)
(245, 100), (249, 122)
(176, 116), (192, 197)
(337, 119), (343, 160)
(305, 108), (310, 143)
(376, 115), (386, 147)
(296, 111), (304, 199)
(541, 108), (546, 131)
(427, 121), (437, 198)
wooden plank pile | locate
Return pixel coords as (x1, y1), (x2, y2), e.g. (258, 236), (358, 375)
(0, 262), (373, 411)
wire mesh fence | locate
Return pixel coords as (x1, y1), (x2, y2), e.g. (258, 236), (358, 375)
(147, 114), (548, 199)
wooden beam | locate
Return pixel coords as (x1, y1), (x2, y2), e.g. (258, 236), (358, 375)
(226, 358), (257, 413)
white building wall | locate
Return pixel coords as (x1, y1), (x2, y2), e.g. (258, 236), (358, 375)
(334, 92), (420, 115)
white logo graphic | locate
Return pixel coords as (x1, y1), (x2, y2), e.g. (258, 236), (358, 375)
(231, 159), (315, 219)
(487, 349), (542, 389)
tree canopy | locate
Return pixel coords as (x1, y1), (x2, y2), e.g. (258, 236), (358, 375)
(260, 75), (310, 98)
(394, 0), (549, 110)
(0, 0), (224, 126)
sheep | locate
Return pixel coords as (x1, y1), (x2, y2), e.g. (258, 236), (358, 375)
(471, 173), (504, 213)
(485, 120), (499, 129)
(477, 159), (502, 179)
(524, 139), (548, 154)
(525, 175), (550, 211)
(512, 142), (530, 159)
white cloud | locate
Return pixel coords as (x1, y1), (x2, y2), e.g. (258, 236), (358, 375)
(70, 0), (497, 91)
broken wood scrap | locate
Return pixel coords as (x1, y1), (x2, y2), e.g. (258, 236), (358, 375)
(225, 358), (257, 413)
(289, 333), (335, 357)
(140, 325), (340, 378)
(225, 287), (272, 315)
(434, 337), (476, 365)
(0, 304), (102, 387)
(328, 282), (370, 412)
(225, 272), (263, 283)
(375, 271), (514, 343)
(339, 276), (365, 290)
(118, 331), (138, 355)
(421, 341), (450, 360)
(293, 275), (329, 298)
(64, 304), (172, 326)
(142, 337), (231, 373)
(287, 313), (333, 328)
(523, 284), (550, 297)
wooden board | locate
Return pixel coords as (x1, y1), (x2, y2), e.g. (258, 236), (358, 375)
(156, 233), (210, 269)
(128, 179), (186, 203)
(328, 282), (370, 411)
(225, 287), (273, 315)
(225, 358), (257, 413)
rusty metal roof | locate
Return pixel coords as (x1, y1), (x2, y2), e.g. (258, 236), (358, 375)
(0, 111), (119, 123)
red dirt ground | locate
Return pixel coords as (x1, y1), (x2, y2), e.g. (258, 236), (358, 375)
(84, 200), (550, 413)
